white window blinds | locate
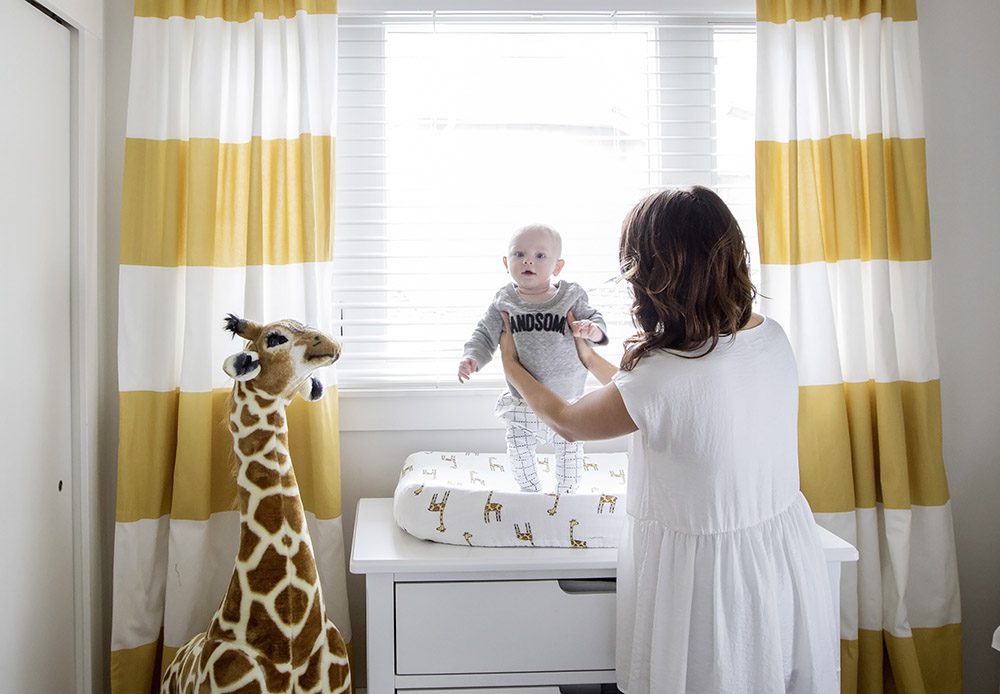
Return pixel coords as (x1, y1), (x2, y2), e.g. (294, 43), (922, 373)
(333, 12), (756, 389)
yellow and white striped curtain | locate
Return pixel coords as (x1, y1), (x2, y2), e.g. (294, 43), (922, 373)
(110, 2), (348, 691)
(755, 1), (961, 691)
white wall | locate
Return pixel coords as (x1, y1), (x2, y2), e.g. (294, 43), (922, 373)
(101, 0), (128, 692)
(100, 2), (1000, 691)
(918, 0), (1000, 691)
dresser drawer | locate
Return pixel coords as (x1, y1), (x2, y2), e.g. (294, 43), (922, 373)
(395, 578), (616, 675)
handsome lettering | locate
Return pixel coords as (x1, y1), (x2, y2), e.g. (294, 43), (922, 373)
(509, 312), (567, 335)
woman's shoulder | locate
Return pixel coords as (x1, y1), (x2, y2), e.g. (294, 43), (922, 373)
(746, 315), (792, 351)
(612, 349), (672, 384)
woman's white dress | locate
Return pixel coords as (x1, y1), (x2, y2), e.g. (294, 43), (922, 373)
(611, 317), (839, 693)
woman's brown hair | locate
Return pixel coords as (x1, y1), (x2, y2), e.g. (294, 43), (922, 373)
(619, 186), (756, 370)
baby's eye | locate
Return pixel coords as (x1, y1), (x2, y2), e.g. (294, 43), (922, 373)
(266, 332), (289, 348)
(535, 252), (546, 259)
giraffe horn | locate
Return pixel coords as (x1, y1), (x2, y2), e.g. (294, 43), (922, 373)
(223, 313), (263, 341)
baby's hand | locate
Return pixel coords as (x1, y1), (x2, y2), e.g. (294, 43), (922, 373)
(458, 357), (478, 383)
(571, 319), (604, 343)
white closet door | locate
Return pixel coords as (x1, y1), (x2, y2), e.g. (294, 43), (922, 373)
(0, 0), (75, 690)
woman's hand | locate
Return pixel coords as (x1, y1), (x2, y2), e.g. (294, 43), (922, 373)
(498, 311), (636, 441)
(499, 311), (519, 367)
(567, 309), (617, 386)
(567, 309), (596, 368)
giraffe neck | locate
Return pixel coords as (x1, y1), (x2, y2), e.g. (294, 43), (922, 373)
(209, 381), (327, 665)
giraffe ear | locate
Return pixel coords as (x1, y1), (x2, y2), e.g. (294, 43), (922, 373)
(223, 351), (261, 381)
(223, 313), (263, 341)
(299, 377), (324, 401)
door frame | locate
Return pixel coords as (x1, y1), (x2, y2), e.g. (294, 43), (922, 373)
(23, 0), (104, 691)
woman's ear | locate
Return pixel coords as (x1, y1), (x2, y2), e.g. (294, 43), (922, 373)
(299, 376), (324, 401)
(223, 351), (261, 381)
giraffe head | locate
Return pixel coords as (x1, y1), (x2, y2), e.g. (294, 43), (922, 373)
(222, 314), (341, 401)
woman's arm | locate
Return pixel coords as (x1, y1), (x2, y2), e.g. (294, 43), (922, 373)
(572, 332), (618, 386)
(500, 312), (637, 442)
(568, 308), (618, 385)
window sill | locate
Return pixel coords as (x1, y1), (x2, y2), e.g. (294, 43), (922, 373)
(337, 386), (507, 432)
(336, 380), (609, 432)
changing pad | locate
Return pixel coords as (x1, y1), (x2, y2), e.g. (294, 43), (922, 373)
(393, 451), (628, 548)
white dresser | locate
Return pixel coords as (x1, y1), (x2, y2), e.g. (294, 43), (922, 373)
(349, 497), (858, 693)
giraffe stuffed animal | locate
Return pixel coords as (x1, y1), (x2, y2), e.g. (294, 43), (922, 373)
(161, 315), (351, 694)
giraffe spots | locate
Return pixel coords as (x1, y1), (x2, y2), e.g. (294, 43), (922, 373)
(276, 431), (288, 448)
(267, 411), (285, 429)
(274, 583), (311, 625)
(299, 651), (323, 691)
(238, 523), (260, 562)
(291, 597), (323, 665)
(219, 572), (243, 625)
(281, 472), (298, 489)
(253, 494), (286, 535)
(284, 502), (305, 534)
(212, 648), (255, 688)
(327, 623), (349, 656)
(298, 645), (323, 690)
(240, 405), (260, 428)
(261, 658), (290, 692)
(264, 449), (287, 465)
(176, 656), (195, 690)
(247, 599), (290, 663)
(247, 545), (286, 595)
(207, 622), (236, 643)
(327, 656), (352, 691)
(230, 678), (261, 694)
(228, 419), (238, 433)
(245, 461), (280, 490)
(291, 542), (317, 584)
(183, 640), (205, 687)
(257, 496), (305, 534)
(239, 428), (273, 457)
(254, 395), (274, 409)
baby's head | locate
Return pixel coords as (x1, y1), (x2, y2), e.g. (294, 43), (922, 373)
(503, 224), (565, 292)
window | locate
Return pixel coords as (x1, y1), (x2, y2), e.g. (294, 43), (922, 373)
(333, 12), (756, 390)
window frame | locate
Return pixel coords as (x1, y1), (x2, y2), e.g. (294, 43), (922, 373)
(333, 3), (756, 430)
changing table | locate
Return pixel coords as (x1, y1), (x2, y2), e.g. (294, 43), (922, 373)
(350, 497), (858, 693)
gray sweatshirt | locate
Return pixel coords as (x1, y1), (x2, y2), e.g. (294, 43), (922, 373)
(463, 281), (609, 401)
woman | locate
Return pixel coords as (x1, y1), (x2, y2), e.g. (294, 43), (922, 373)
(499, 186), (839, 693)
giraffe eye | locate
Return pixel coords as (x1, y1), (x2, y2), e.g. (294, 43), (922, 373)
(265, 332), (288, 348)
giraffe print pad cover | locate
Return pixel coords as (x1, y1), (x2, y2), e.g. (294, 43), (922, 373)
(393, 451), (628, 548)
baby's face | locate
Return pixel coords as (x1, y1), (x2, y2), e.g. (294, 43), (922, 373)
(504, 228), (563, 292)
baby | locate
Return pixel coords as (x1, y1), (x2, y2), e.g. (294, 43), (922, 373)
(458, 224), (608, 493)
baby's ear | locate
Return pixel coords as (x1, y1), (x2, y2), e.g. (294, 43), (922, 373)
(553, 258), (565, 276)
(223, 351), (261, 381)
(299, 376), (324, 401)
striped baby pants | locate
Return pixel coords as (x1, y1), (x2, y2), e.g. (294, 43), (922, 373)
(495, 392), (582, 493)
